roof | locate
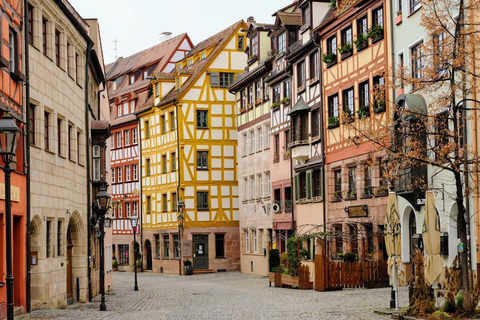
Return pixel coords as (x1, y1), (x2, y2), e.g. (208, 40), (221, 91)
(228, 56), (274, 92)
(288, 96), (310, 115)
(136, 20), (246, 113)
(276, 11), (302, 27)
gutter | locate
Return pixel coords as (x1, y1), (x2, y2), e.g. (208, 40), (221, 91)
(173, 99), (182, 275)
(85, 41), (93, 302)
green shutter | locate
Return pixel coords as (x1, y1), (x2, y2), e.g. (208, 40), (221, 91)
(306, 170), (312, 201)
(294, 173), (300, 202)
(210, 72), (219, 87)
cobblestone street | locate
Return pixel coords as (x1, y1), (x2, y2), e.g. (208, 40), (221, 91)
(17, 271), (408, 319)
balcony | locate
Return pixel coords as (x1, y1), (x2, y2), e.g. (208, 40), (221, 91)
(289, 141), (309, 164)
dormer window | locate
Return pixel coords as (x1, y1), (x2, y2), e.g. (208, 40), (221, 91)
(130, 74), (134, 84)
(201, 52), (206, 60)
(237, 35), (245, 51)
(113, 80), (116, 91)
(250, 35), (258, 57)
(302, 6), (310, 28)
(188, 58), (193, 66)
(277, 32), (286, 54)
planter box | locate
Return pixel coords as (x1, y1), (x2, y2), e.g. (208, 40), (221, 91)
(281, 274), (299, 287)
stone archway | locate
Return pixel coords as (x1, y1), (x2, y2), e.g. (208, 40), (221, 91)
(29, 215), (43, 258)
(66, 211), (86, 304)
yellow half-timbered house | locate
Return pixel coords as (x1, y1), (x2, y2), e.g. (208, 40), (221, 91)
(137, 20), (247, 274)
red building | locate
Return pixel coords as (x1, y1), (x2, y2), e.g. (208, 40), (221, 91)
(0, 0), (27, 318)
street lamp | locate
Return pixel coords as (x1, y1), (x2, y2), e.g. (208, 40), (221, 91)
(178, 200), (185, 275)
(0, 113), (22, 320)
(130, 214), (139, 291)
(94, 186), (110, 311)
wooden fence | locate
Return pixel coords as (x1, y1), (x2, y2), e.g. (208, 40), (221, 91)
(315, 254), (389, 291)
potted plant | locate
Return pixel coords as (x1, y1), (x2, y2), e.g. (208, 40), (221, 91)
(373, 99), (386, 113)
(353, 33), (368, 50)
(271, 102), (280, 109)
(367, 25), (384, 42)
(112, 259), (118, 271)
(328, 116), (339, 129)
(333, 190), (341, 200)
(281, 97), (290, 105)
(378, 185), (388, 195)
(329, 0), (336, 8)
(356, 105), (370, 119)
(322, 52), (337, 66)
(184, 259), (193, 275)
(363, 185), (372, 197)
(348, 189), (357, 199)
(338, 42), (353, 59)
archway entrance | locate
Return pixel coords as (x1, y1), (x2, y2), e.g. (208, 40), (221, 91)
(145, 240), (152, 270)
(66, 230), (73, 304)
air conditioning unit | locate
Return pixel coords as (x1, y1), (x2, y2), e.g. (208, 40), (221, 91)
(272, 203), (281, 213)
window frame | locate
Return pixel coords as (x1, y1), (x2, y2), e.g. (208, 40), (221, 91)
(197, 192), (209, 210)
(196, 110), (208, 129)
(197, 151), (208, 170)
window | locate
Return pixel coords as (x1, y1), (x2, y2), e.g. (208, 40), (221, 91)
(117, 105), (122, 117)
(433, 31), (447, 75)
(77, 132), (80, 164)
(116, 132), (121, 148)
(172, 193), (177, 212)
(162, 194), (167, 212)
(313, 168), (323, 198)
(57, 117), (62, 155)
(197, 192), (209, 210)
(111, 168), (115, 183)
(258, 174), (263, 198)
(240, 91), (246, 110)
(145, 120), (150, 138)
(75, 53), (80, 83)
(161, 115), (166, 133)
(257, 127), (263, 150)
(133, 164), (138, 180)
(327, 36), (337, 55)
(146, 196), (151, 214)
(373, 75), (385, 104)
(310, 51), (319, 80)
(273, 85), (281, 104)
(410, 0), (421, 13)
(253, 230), (258, 253)
(242, 133), (247, 156)
(328, 94), (339, 118)
(237, 35), (244, 51)
(163, 235), (170, 258)
(250, 131), (255, 154)
(284, 80), (291, 99)
(170, 111), (175, 130)
(250, 35), (258, 57)
(126, 202), (131, 218)
(93, 145), (100, 181)
(256, 82), (261, 102)
(8, 29), (16, 74)
(196, 110), (208, 128)
(42, 17), (48, 55)
(373, 6), (384, 27)
(248, 87), (253, 105)
(343, 88), (354, 115)
(311, 109), (320, 137)
(302, 5), (310, 27)
(274, 134), (280, 162)
(274, 188), (281, 206)
(251, 176), (256, 199)
(215, 234), (225, 258)
(117, 167), (122, 182)
(357, 16), (368, 36)
(359, 81), (369, 108)
(292, 114), (308, 142)
(130, 101), (135, 114)
(379, 160), (389, 190)
(298, 172), (307, 199)
(297, 60), (305, 89)
(173, 234), (180, 259)
(201, 52), (205, 60)
(341, 26), (352, 47)
(188, 59), (193, 67)
(348, 166), (357, 198)
(55, 29), (61, 66)
(171, 152), (176, 171)
(68, 124), (73, 160)
(285, 186), (292, 211)
(162, 154), (167, 173)
(245, 230), (250, 252)
(57, 220), (63, 256)
(130, 75), (134, 85)
(126, 165), (131, 181)
(155, 82), (160, 97)
(44, 111), (50, 151)
(334, 169), (341, 198)
(364, 163), (372, 194)
(155, 235), (160, 258)
(27, 4), (34, 45)
(133, 202), (138, 216)
(266, 125), (270, 149)
(243, 178), (248, 201)
(266, 173), (271, 196)
(118, 245), (129, 265)
(197, 151), (208, 170)
(146, 158), (151, 176)
(132, 128), (137, 144)
(124, 130), (130, 146)
(289, 30), (297, 48)
(277, 32), (286, 53)
(46, 220), (52, 257)
(210, 72), (235, 88)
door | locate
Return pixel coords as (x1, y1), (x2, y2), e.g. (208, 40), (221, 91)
(193, 234), (208, 269)
(66, 231), (73, 302)
(145, 240), (152, 270)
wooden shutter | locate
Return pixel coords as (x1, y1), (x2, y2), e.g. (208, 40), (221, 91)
(306, 170), (312, 201)
(210, 72), (219, 87)
(294, 173), (300, 202)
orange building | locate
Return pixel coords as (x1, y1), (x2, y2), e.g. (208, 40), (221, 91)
(0, 0), (27, 318)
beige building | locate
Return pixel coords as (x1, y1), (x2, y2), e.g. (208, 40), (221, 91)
(27, 0), (108, 309)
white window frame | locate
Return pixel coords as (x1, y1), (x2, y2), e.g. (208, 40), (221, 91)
(117, 167), (122, 182)
(133, 164), (138, 180)
(126, 202), (131, 217)
(125, 130), (130, 146)
(257, 127), (263, 151)
(245, 229), (250, 253)
(126, 165), (131, 181)
(253, 229), (258, 253)
(132, 128), (137, 144)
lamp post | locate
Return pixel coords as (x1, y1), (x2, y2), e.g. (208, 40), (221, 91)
(130, 214), (139, 291)
(178, 200), (185, 275)
(0, 114), (22, 320)
(94, 186), (110, 311)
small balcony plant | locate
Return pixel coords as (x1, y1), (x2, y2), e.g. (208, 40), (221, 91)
(338, 42), (353, 58)
(373, 99), (386, 113)
(363, 185), (372, 197)
(332, 190), (342, 201)
(328, 116), (339, 129)
(367, 25), (384, 42)
(322, 52), (337, 65)
(271, 102), (280, 109)
(112, 259), (118, 271)
(353, 33), (368, 50)
(281, 97), (290, 105)
(356, 105), (370, 119)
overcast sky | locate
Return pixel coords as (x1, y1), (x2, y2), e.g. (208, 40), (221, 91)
(68, 0), (293, 65)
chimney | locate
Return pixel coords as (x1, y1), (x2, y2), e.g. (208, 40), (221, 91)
(159, 32), (172, 43)
(247, 16), (255, 22)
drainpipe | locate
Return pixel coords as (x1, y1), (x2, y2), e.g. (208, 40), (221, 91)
(137, 112), (143, 272)
(24, 0), (31, 312)
(173, 100), (182, 274)
(84, 41), (93, 302)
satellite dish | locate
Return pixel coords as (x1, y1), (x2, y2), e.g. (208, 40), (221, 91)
(272, 203), (280, 213)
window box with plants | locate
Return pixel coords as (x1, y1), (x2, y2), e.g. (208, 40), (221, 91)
(347, 189), (357, 200)
(322, 52), (337, 67)
(356, 105), (370, 119)
(247, 55), (258, 64)
(281, 97), (290, 105)
(327, 116), (339, 129)
(338, 42), (353, 60)
(363, 186), (373, 198)
(373, 99), (386, 113)
(184, 259), (193, 275)
(377, 185), (389, 196)
(367, 25), (384, 43)
(332, 190), (342, 201)
(271, 102), (280, 109)
(341, 109), (353, 124)
(353, 33), (368, 51)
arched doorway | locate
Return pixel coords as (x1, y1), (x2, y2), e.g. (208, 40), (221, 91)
(145, 240), (152, 270)
(66, 211), (85, 304)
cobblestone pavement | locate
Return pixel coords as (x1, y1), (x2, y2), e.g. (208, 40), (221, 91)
(17, 271), (408, 320)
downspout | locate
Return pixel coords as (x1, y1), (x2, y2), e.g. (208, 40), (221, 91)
(24, 0), (31, 312)
(84, 41), (93, 302)
(137, 113), (143, 272)
(173, 100), (182, 274)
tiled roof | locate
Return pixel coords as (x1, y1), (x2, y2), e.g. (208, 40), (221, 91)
(276, 11), (302, 27)
(152, 72), (175, 80)
(228, 56), (274, 92)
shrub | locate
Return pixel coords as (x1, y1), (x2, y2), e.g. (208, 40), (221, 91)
(343, 252), (356, 263)
(286, 236), (306, 276)
(183, 259), (192, 267)
(112, 259), (118, 268)
(268, 249), (280, 272)
(456, 293), (464, 312)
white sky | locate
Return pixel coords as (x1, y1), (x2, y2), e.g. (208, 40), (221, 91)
(68, 0), (293, 65)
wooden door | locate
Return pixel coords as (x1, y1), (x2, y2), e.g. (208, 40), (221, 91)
(193, 235), (208, 269)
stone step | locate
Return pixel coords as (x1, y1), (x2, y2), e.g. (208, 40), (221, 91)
(192, 269), (214, 275)
(14, 306), (24, 316)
